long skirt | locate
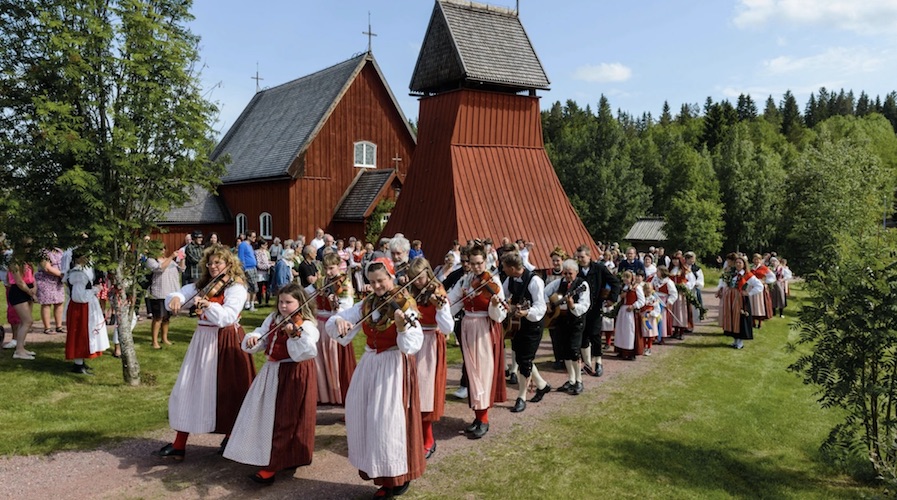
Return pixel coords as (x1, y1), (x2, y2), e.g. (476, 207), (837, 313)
(771, 282), (787, 310)
(347, 348), (426, 487)
(168, 324), (256, 434)
(721, 289), (754, 340)
(315, 313), (357, 405)
(460, 314), (506, 410)
(223, 358), (317, 470)
(749, 286), (773, 320)
(671, 297), (693, 330)
(64, 300), (108, 360)
(614, 308), (643, 357)
(418, 329), (447, 420)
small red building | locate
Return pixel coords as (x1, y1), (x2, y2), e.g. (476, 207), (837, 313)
(383, 0), (597, 269)
(159, 52), (415, 249)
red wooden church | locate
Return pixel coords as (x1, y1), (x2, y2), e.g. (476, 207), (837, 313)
(159, 52), (415, 249)
(383, 0), (597, 269)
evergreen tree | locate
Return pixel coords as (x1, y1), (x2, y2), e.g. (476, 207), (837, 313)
(780, 90), (805, 144)
(762, 95), (782, 129)
(659, 101), (672, 126)
(804, 93), (819, 128)
(736, 93), (757, 121)
(662, 141), (724, 258)
(882, 92), (897, 132)
(856, 91), (871, 116)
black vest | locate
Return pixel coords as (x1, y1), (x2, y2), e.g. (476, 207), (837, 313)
(557, 277), (585, 304)
(508, 269), (543, 331)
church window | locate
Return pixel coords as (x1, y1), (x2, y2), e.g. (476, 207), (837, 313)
(236, 213), (247, 238)
(259, 212), (272, 239)
(354, 141), (376, 167)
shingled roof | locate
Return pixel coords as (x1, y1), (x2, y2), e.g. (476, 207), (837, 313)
(410, 0), (550, 94)
(213, 53), (413, 183)
(624, 217), (667, 242)
(332, 169), (398, 221)
(159, 185), (231, 225)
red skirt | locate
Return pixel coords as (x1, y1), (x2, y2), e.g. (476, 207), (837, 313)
(215, 325), (257, 435)
(337, 342), (357, 404)
(490, 321), (507, 405)
(422, 332), (447, 422)
(268, 359), (317, 470)
(64, 302), (102, 361)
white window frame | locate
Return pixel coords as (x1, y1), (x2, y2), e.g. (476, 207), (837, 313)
(235, 213), (247, 238)
(354, 141), (377, 168)
(259, 212), (272, 240)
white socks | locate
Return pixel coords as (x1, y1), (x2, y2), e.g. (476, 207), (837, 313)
(564, 360), (577, 384)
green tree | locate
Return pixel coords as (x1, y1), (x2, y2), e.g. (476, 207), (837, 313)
(0, 0), (223, 385)
(661, 141), (723, 257)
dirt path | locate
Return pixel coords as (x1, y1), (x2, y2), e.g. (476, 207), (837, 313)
(0, 290), (721, 499)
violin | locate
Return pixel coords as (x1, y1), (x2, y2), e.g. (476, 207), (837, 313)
(372, 288), (420, 329)
(322, 272), (347, 309)
(414, 279), (448, 308)
(470, 271), (501, 297)
(193, 273), (232, 316)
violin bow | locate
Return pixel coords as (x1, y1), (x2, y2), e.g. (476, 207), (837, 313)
(447, 273), (501, 309)
(338, 270), (426, 338)
(256, 273), (346, 342)
(176, 273), (226, 313)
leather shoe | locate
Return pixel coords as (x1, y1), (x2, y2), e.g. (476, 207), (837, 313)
(556, 381), (572, 392)
(464, 419), (480, 433)
(217, 436), (229, 455)
(249, 472), (275, 485)
(152, 443), (185, 461)
(469, 421), (489, 439)
(392, 481), (411, 496)
(511, 397), (526, 413)
(569, 381), (584, 395)
(529, 383), (552, 403)
(507, 373), (518, 385)
(70, 364), (94, 376)
(424, 442), (437, 459)
(594, 363), (603, 377)
(582, 363), (594, 376)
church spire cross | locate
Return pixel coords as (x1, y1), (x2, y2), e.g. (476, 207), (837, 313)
(251, 62), (264, 93)
(363, 11), (377, 53)
(392, 154), (402, 169)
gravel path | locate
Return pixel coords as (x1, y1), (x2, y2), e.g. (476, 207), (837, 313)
(0, 289), (721, 499)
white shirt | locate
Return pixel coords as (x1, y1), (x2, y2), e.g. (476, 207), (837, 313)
(543, 279), (590, 317)
(501, 273), (546, 322)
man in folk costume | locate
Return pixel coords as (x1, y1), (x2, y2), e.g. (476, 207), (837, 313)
(718, 254), (764, 349)
(500, 252), (550, 412)
(576, 245), (620, 377)
(326, 257), (425, 498)
(544, 259), (590, 395)
(750, 253), (775, 329)
(447, 244), (507, 439)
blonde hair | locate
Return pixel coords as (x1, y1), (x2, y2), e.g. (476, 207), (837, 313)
(195, 245), (246, 289)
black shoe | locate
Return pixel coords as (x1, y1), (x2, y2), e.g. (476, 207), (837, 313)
(557, 381), (572, 392)
(70, 364), (94, 376)
(594, 363), (603, 377)
(529, 383), (552, 403)
(392, 481), (411, 496)
(569, 381), (584, 395)
(464, 419), (480, 433)
(425, 442), (437, 460)
(511, 397), (526, 413)
(469, 421), (489, 439)
(152, 443), (185, 461)
(217, 436), (229, 455)
(505, 368), (510, 377)
(508, 373), (518, 385)
(249, 472), (275, 485)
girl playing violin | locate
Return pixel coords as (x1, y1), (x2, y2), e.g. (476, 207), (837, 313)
(308, 252), (355, 405)
(153, 246), (256, 461)
(325, 257), (425, 499)
(408, 257), (454, 459)
(446, 243), (507, 440)
(223, 283), (319, 485)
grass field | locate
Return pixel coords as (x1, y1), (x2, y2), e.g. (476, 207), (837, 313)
(0, 282), (883, 497)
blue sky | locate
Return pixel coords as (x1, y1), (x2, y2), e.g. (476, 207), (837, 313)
(190, 0), (897, 137)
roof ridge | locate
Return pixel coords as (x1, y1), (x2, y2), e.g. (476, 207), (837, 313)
(260, 53), (366, 95)
(440, 0), (517, 17)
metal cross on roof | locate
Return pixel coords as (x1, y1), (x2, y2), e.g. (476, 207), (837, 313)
(392, 154), (402, 169)
(363, 11), (377, 53)
(251, 62), (263, 93)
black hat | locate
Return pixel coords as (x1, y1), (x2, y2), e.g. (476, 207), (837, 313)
(192, 230), (204, 238)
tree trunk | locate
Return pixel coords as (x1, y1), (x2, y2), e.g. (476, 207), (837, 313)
(114, 266), (141, 386)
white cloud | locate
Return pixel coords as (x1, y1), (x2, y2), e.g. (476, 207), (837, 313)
(572, 63), (632, 83)
(734, 0), (897, 35)
(762, 47), (886, 75)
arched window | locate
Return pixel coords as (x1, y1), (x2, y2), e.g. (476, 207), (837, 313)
(353, 141), (376, 168)
(235, 213), (247, 238)
(259, 212), (272, 240)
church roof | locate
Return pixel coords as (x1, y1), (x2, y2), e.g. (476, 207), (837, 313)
(159, 185), (231, 225)
(213, 53), (413, 183)
(624, 217), (667, 242)
(332, 169), (398, 221)
(410, 0), (550, 94)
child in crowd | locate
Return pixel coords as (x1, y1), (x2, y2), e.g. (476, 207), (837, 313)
(641, 282), (661, 355)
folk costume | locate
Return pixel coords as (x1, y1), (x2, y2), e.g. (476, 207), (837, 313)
(641, 290), (662, 355)
(770, 263), (787, 317)
(750, 263), (776, 326)
(543, 277), (590, 393)
(719, 269), (764, 348)
(64, 265), (109, 369)
(652, 276), (678, 340)
(447, 272), (507, 436)
(614, 283), (646, 360)
(308, 274), (355, 405)
(159, 278), (256, 457)
(223, 313), (318, 478)
(324, 292), (426, 493)
(502, 269), (549, 408)
(578, 262), (621, 376)
(669, 262), (695, 338)
(411, 281), (454, 457)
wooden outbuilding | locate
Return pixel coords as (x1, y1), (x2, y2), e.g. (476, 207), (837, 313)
(158, 52), (415, 249)
(382, 0), (597, 269)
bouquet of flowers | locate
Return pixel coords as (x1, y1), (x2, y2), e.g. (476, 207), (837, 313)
(676, 283), (707, 320)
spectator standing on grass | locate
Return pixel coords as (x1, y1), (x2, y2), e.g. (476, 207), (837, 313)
(269, 237), (283, 263)
(35, 246), (65, 335)
(8, 240), (37, 360)
(146, 244), (182, 349)
(1, 244), (21, 350)
(183, 231), (204, 285)
(238, 231), (259, 311)
(255, 239), (272, 307)
(270, 248), (296, 296)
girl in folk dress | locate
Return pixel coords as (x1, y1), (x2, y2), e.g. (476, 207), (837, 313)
(614, 271), (645, 360)
(750, 254), (775, 328)
(326, 258), (425, 498)
(307, 251), (355, 405)
(651, 266), (678, 343)
(668, 253), (695, 339)
(769, 257), (787, 318)
(600, 283), (615, 353)
(224, 284), (319, 485)
(154, 246), (257, 461)
(641, 282), (662, 356)
(643, 254), (657, 282)
(64, 251), (110, 374)
(717, 254), (764, 349)
(408, 257), (454, 459)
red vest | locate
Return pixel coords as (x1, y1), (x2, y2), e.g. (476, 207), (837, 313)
(360, 294), (399, 353)
(264, 321), (292, 361)
(623, 288), (639, 306)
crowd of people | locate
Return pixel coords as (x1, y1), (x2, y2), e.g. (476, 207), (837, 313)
(2, 228), (793, 499)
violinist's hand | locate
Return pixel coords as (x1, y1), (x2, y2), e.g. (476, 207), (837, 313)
(394, 308), (407, 331)
(169, 297), (182, 312)
(335, 317), (354, 337)
(246, 336), (260, 349)
(285, 321), (303, 338)
(327, 294), (337, 304)
(194, 297), (210, 311)
(490, 295), (502, 306)
(397, 275), (408, 286)
(363, 284), (373, 293)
